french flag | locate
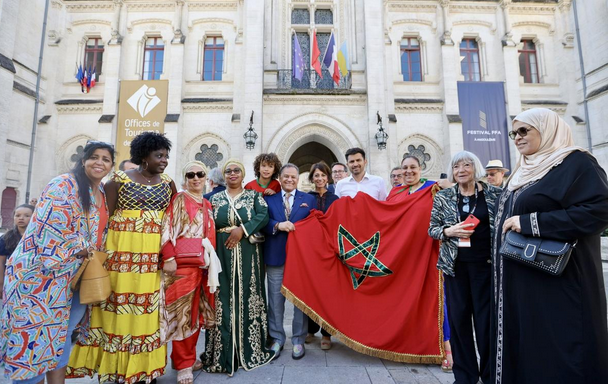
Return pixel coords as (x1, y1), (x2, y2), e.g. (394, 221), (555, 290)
(322, 32), (340, 86)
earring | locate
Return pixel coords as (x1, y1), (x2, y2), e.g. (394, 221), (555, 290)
(142, 161), (148, 171)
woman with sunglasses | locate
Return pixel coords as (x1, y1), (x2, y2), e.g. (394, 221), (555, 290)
(159, 161), (220, 384)
(68, 132), (177, 384)
(428, 151), (501, 384)
(201, 159), (274, 376)
(491, 108), (608, 384)
(1, 141), (115, 384)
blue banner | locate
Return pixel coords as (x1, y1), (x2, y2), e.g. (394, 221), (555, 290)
(457, 82), (511, 173)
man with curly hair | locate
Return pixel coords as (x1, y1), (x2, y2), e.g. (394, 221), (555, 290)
(245, 153), (282, 195)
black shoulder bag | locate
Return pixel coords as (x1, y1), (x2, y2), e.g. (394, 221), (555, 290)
(499, 192), (577, 276)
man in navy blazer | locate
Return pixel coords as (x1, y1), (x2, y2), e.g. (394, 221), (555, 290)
(263, 163), (316, 360)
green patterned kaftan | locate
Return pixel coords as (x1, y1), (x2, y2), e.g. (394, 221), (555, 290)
(201, 190), (274, 375)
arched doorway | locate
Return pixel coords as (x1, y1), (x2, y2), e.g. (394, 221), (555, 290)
(288, 142), (338, 191)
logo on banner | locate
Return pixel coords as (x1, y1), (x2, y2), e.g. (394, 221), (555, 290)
(337, 225), (393, 290)
(479, 110), (487, 129)
(127, 85), (161, 118)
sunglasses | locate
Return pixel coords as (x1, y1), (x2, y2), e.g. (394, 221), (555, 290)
(224, 168), (242, 175)
(85, 140), (114, 149)
(185, 171), (205, 179)
(508, 127), (533, 140)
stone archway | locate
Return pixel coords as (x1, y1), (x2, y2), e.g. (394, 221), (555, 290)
(288, 141), (338, 191)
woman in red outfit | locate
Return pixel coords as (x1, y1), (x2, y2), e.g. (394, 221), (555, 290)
(244, 153), (282, 195)
(160, 161), (221, 384)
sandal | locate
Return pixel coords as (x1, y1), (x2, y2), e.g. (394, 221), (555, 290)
(441, 351), (453, 372)
(177, 367), (194, 384)
(192, 360), (203, 371)
(320, 336), (332, 350)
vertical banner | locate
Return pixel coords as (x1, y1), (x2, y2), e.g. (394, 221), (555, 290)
(116, 80), (169, 167)
(457, 82), (511, 172)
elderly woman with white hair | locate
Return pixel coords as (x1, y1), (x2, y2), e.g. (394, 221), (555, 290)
(159, 161), (221, 384)
(429, 150), (501, 384)
(491, 108), (608, 384)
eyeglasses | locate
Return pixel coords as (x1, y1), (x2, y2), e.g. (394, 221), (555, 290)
(185, 171), (205, 179)
(224, 168), (242, 175)
(508, 127), (533, 140)
(85, 140), (114, 149)
(332, 170), (346, 174)
(390, 174), (403, 179)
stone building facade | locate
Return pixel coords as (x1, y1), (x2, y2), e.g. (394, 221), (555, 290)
(0, 0), (606, 227)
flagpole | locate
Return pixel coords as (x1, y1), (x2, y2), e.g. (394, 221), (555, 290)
(25, 0), (50, 204)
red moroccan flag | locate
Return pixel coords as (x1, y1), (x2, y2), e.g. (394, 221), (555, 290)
(282, 186), (444, 363)
(311, 30), (322, 77)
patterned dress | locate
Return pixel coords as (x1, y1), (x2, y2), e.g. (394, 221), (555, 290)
(201, 190), (274, 375)
(0, 174), (105, 381)
(67, 170), (173, 384)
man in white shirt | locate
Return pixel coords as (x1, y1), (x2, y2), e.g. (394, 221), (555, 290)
(335, 147), (388, 201)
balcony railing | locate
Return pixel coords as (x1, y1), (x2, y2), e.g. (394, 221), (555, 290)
(277, 69), (352, 90)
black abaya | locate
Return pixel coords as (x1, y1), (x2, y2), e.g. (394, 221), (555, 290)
(491, 151), (608, 384)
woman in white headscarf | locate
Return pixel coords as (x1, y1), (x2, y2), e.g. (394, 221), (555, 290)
(491, 108), (608, 384)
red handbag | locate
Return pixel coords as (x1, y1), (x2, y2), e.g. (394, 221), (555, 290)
(174, 237), (205, 267)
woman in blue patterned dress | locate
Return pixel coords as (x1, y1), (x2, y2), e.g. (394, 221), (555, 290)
(0, 141), (115, 384)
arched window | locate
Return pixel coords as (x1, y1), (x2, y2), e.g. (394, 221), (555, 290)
(203, 37), (224, 81)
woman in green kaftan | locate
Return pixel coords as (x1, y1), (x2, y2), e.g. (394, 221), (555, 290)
(201, 159), (274, 376)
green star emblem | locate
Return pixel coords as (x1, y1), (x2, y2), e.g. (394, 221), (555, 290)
(337, 225), (393, 290)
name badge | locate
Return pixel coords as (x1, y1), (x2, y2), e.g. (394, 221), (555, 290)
(458, 238), (471, 248)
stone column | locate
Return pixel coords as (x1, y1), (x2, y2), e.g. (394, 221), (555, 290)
(558, 0), (574, 47)
(500, 0), (516, 47)
(166, 1), (186, 180)
(438, 1), (462, 160)
(363, 0), (390, 176)
(102, 1), (123, 149)
(240, 0), (265, 174)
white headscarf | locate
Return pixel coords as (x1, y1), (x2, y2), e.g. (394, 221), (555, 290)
(507, 108), (587, 191)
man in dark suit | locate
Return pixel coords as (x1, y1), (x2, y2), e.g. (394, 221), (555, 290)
(263, 163), (316, 360)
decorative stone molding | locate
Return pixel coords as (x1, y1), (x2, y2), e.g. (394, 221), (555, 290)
(391, 18), (436, 31)
(266, 112), (361, 162)
(51, 0), (63, 9)
(386, 3), (437, 12)
(182, 103), (232, 112)
(57, 135), (94, 173)
(450, 4), (497, 13)
(521, 102), (567, 115)
(398, 134), (443, 178)
(510, 5), (556, 15)
(452, 20), (496, 34)
(181, 133), (231, 168)
(65, 3), (114, 12)
(56, 105), (103, 114)
(395, 101), (444, 113)
(512, 21), (554, 34)
(188, 2), (238, 11)
(127, 18), (173, 33)
(125, 2), (175, 12)
(263, 95), (366, 105)
(188, 18), (236, 32)
(71, 19), (112, 27)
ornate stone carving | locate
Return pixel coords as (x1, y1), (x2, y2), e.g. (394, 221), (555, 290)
(188, 2), (238, 11)
(195, 144), (224, 168)
(127, 18), (173, 33)
(398, 134), (443, 178)
(182, 104), (232, 112)
(56, 135), (94, 173)
(65, 3), (114, 12)
(512, 21), (554, 35)
(71, 19), (112, 27)
(125, 2), (175, 12)
(263, 95), (366, 105)
(56, 105), (103, 114)
(452, 20), (496, 34)
(391, 18), (437, 32)
(181, 133), (231, 168)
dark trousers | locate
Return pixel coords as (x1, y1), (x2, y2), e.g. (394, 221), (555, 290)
(445, 261), (492, 384)
(307, 316), (331, 337)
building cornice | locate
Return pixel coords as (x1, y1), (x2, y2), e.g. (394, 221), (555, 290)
(263, 94), (367, 105)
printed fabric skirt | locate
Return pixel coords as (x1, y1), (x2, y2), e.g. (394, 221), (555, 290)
(67, 209), (167, 384)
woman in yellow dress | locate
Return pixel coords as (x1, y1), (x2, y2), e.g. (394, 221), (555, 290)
(67, 132), (177, 383)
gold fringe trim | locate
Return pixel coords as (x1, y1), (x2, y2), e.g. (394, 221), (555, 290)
(281, 285), (443, 364)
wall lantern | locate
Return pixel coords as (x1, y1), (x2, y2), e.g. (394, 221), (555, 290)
(375, 111), (388, 150)
(243, 110), (258, 150)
